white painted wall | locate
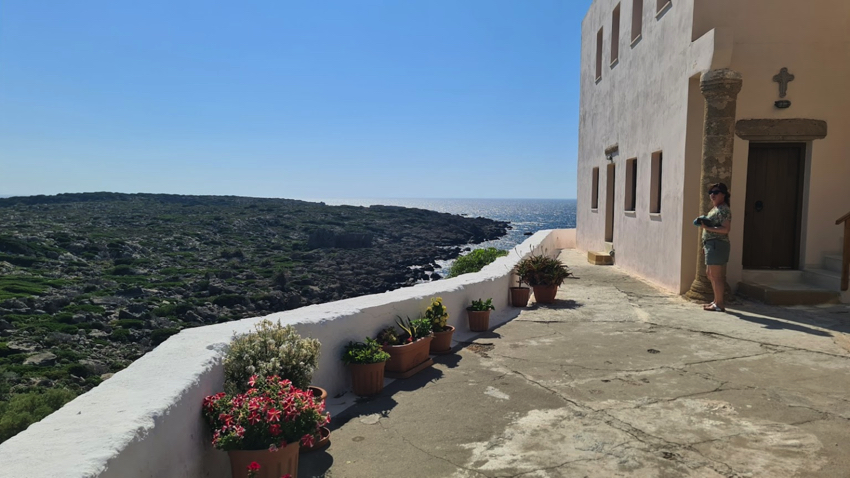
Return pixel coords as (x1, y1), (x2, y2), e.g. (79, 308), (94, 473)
(0, 230), (576, 478)
(577, 0), (697, 292)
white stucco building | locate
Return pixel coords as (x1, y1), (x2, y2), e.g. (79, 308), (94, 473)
(576, 0), (850, 303)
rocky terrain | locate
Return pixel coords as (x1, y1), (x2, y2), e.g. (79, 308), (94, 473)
(0, 192), (508, 439)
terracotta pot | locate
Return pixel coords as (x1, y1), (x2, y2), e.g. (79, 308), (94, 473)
(228, 442), (299, 478)
(300, 426), (331, 454)
(532, 284), (558, 304)
(466, 310), (491, 332)
(510, 287), (530, 307)
(307, 386), (327, 403)
(429, 325), (455, 353)
(382, 336), (433, 373)
(349, 361), (386, 396)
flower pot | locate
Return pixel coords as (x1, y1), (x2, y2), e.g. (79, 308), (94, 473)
(228, 442), (299, 478)
(300, 426), (331, 454)
(349, 361), (386, 396)
(466, 310), (491, 332)
(532, 285), (558, 304)
(510, 287), (530, 307)
(429, 325), (455, 354)
(383, 336), (433, 374)
(307, 386), (327, 403)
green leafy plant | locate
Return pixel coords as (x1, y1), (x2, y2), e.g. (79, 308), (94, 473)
(341, 338), (391, 364)
(514, 253), (573, 287)
(424, 297), (449, 332)
(376, 326), (401, 346)
(224, 319), (321, 394)
(447, 247), (508, 277)
(394, 316), (432, 341)
(467, 298), (495, 311)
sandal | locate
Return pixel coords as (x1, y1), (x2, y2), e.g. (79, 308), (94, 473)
(702, 302), (716, 310)
(705, 304), (725, 312)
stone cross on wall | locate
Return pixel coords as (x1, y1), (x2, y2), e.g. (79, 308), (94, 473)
(773, 67), (795, 98)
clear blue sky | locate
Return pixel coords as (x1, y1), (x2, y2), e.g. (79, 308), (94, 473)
(0, 0), (592, 200)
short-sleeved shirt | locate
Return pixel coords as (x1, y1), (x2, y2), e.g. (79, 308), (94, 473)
(702, 204), (731, 242)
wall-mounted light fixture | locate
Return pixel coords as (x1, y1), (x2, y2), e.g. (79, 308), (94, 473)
(604, 143), (619, 162)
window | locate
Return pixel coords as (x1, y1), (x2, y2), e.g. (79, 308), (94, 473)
(625, 158), (637, 212)
(656, 0), (671, 15)
(631, 0), (643, 43)
(650, 151), (663, 213)
(591, 167), (600, 209)
(611, 5), (621, 64)
(595, 27), (603, 81)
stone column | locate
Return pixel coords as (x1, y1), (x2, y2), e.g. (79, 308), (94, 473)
(685, 69), (743, 302)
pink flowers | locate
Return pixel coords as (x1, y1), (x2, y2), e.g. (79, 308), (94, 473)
(202, 375), (328, 452)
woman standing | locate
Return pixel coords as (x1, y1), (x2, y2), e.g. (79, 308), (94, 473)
(700, 183), (732, 312)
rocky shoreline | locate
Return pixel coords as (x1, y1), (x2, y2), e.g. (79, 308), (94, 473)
(0, 192), (508, 441)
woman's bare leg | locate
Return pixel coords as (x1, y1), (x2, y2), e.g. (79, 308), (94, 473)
(707, 265), (724, 310)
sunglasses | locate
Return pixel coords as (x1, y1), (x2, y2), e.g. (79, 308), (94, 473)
(708, 190), (723, 195)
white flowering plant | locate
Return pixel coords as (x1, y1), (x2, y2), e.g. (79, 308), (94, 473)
(224, 319), (321, 393)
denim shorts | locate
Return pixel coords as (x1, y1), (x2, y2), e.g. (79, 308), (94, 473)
(704, 239), (730, 266)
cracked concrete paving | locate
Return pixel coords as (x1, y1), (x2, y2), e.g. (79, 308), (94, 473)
(299, 249), (850, 478)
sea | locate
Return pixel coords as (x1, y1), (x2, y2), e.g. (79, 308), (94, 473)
(318, 198), (577, 271)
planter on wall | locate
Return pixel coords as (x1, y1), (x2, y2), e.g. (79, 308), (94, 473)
(307, 386), (327, 403)
(349, 361), (387, 396)
(466, 310), (491, 332)
(382, 336), (433, 378)
(429, 325), (455, 354)
(510, 287), (531, 307)
(228, 442), (300, 478)
(532, 285), (558, 304)
(300, 426), (331, 454)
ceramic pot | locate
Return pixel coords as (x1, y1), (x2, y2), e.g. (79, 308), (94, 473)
(349, 361), (386, 396)
(466, 309), (491, 332)
(510, 287), (531, 307)
(300, 426), (331, 454)
(383, 336), (433, 373)
(532, 285), (558, 304)
(307, 386), (327, 403)
(429, 325), (455, 353)
(228, 442), (299, 478)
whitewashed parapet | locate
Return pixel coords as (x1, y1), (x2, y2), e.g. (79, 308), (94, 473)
(0, 229), (576, 478)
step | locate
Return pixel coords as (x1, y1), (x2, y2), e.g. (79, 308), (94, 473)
(737, 280), (840, 306)
(587, 251), (613, 265)
(823, 254), (844, 274)
(802, 267), (841, 291)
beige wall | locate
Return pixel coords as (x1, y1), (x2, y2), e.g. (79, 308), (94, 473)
(694, 0), (850, 286)
(577, 0), (697, 292)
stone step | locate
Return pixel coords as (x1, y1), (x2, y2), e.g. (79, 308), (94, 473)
(822, 254), (844, 274)
(737, 280), (840, 306)
(587, 251), (613, 266)
(802, 267), (842, 291)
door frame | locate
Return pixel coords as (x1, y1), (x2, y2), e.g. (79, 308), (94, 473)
(743, 142), (807, 269)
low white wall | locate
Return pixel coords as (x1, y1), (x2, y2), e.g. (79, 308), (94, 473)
(0, 229), (576, 478)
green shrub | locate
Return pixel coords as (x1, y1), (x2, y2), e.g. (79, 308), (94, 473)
(151, 328), (180, 345)
(212, 294), (247, 308)
(0, 388), (77, 444)
(113, 319), (144, 329)
(447, 247), (508, 277)
(109, 265), (136, 276)
(110, 328), (131, 342)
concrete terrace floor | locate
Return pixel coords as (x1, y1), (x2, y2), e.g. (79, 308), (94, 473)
(301, 249), (850, 478)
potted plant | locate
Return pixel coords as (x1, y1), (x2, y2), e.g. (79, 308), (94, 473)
(342, 338), (391, 396)
(377, 315), (433, 377)
(425, 297), (454, 354)
(202, 375), (329, 478)
(514, 253), (573, 304)
(224, 319), (322, 398)
(510, 277), (531, 307)
(466, 298), (495, 332)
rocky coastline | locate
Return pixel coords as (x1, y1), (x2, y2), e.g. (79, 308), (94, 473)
(0, 192), (508, 441)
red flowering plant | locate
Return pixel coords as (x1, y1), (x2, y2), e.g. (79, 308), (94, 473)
(202, 374), (329, 451)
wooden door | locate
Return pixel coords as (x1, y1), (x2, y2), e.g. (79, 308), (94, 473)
(742, 143), (805, 269)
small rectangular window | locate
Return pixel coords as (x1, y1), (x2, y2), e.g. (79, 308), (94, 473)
(625, 158), (637, 212)
(611, 5), (621, 64)
(656, 0), (671, 15)
(631, 0), (643, 43)
(595, 28), (603, 81)
(650, 151), (663, 214)
(591, 167), (600, 209)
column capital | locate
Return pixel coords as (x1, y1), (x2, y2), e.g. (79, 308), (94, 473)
(700, 68), (743, 98)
